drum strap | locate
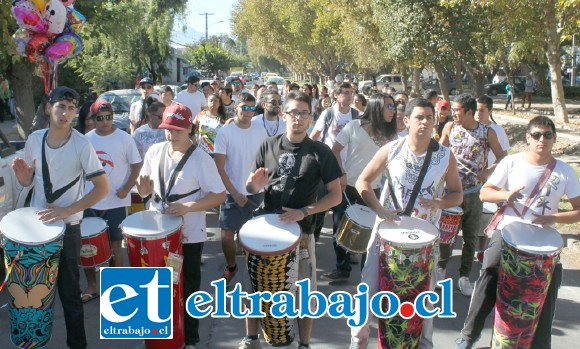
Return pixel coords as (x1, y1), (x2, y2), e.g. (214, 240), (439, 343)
(155, 142), (199, 205)
(42, 130), (81, 204)
(484, 158), (557, 235)
(279, 137), (313, 208)
(388, 139), (439, 216)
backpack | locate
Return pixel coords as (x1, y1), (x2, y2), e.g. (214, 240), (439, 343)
(321, 107), (360, 143)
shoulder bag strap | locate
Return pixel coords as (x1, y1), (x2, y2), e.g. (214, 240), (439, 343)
(42, 130), (81, 204)
(321, 107), (334, 144)
(157, 142), (197, 204)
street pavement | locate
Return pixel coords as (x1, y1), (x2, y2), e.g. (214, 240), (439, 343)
(1, 211), (579, 349)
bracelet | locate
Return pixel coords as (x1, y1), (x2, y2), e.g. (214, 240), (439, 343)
(300, 207), (309, 218)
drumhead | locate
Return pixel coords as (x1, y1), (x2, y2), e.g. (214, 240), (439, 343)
(239, 214), (301, 256)
(378, 216), (438, 247)
(501, 221), (562, 255)
(443, 206), (463, 215)
(81, 217), (108, 238)
(482, 202), (498, 214)
(121, 211), (183, 238)
(346, 205), (376, 228)
(0, 207), (64, 245)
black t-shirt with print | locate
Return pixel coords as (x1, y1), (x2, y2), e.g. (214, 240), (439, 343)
(252, 134), (341, 234)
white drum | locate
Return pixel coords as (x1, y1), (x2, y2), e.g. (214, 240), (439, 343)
(239, 213), (301, 256)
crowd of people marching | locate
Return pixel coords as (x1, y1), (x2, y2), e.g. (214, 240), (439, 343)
(6, 72), (580, 349)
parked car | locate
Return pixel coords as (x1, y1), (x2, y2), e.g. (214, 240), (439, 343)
(484, 76), (526, 96)
(422, 78), (458, 95)
(266, 76), (286, 94)
(359, 74), (406, 93)
(96, 89), (142, 131)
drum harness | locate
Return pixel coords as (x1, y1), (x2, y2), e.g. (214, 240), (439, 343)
(154, 142), (200, 206)
(484, 158), (556, 236)
(387, 139), (439, 217)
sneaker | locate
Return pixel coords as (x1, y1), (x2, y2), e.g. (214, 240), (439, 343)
(222, 264), (238, 285)
(184, 345), (196, 349)
(349, 338), (368, 349)
(435, 267), (446, 288)
(458, 276), (474, 297)
(238, 337), (262, 349)
(320, 269), (349, 281)
(476, 251), (484, 264)
(454, 338), (474, 349)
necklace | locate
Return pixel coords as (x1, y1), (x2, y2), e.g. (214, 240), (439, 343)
(48, 129), (72, 149)
(262, 115), (280, 137)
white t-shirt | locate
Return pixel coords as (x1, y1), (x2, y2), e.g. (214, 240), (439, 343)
(488, 153), (580, 230)
(132, 124), (167, 158)
(85, 129), (142, 210)
(140, 143), (226, 243)
(214, 121), (268, 195)
(313, 106), (353, 162)
(251, 114), (286, 137)
(129, 94), (162, 124)
(174, 90), (207, 116)
(487, 123), (510, 166)
(24, 129), (105, 223)
(335, 119), (381, 188)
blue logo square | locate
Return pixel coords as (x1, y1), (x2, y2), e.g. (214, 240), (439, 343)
(100, 267), (173, 339)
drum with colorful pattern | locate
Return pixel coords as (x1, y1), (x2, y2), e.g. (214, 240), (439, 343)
(492, 221), (562, 349)
(239, 214), (301, 347)
(0, 207), (64, 349)
(377, 216), (438, 349)
(438, 206), (463, 244)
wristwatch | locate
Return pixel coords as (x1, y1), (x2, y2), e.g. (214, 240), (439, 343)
(300, 207), (309, 218)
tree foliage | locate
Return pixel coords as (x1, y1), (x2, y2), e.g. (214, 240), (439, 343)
(184, 43), (233, 76)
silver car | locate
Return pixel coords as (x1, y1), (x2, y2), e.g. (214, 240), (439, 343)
(96, 89), (142, 132)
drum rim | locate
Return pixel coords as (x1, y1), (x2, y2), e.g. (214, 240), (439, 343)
(121, 211), (183, 238)
(345, 205), (376, 228)
(81, 217), (109, 238)
(123, 226), (182, 240)
(442, 207), (464, 215)
(501, 229), (563, 256)
(240, 236), (301, 257)
(1, 230), (64, 246)
(378, 216), (439, 247)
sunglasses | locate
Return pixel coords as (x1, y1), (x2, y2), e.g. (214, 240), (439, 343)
(529, 131), (554, 140)
(141, 85), (153, 90)
(240, 105), (257, 112)
(94, 114), (114, 122)
(233, 82), (242, 86)
(386, 104), (395, 110)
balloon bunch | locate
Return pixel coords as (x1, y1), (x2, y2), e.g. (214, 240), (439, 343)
(11, 0), (85, 94)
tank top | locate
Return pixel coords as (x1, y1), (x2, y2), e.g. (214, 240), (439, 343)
(449, 122), (489, 189)
(380, 137), (451, 227)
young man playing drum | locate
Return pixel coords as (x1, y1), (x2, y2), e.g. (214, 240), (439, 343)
(80, 100), (142, 303)
(12, 86), (109, 349)
(351, 97), (463, 349)
(455, 116), (580, 349)
(136, 103), (226, 349)
(241, 91), (343, 349)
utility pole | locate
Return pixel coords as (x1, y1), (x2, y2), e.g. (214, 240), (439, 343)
(572, 34), (577, 87)
(200, 12), (214, 42)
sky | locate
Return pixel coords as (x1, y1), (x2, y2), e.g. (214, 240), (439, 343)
(171, 0), (236, 46)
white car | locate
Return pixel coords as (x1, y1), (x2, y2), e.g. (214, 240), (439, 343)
(360, 74), (406, 93)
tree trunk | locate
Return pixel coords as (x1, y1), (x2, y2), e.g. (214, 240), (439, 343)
(400, 65), (409, 93)
(466, 65), (485, 97)
(455, 61), (463, 94)
(544, 0), (568, 123)
(12, 60), (36, 139)
(434, 63), (449, 101)
(412, 67), (422, 95)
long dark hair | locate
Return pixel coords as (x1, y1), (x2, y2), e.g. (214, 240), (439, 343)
(359, 93), (397, 140)
(76, 102), (93, 134)
(208, 93), (226, 120)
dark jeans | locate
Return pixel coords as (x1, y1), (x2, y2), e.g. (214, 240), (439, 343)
(58, 224), (87, 349)
(0, 98), (9, 122)
(184, 242), (204, 345)
(461, 230), (562, 348)
(459, 192), (482, 277)
(332, 185), (381, 275)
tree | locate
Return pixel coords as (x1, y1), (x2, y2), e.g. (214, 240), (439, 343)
(184, 43), (233, 76)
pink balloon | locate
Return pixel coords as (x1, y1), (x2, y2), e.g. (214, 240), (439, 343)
(45, 41), (73, 64)
(12, 0), (47, 33)
(43, 0), (67, 34)
(55, 32), (82, 58)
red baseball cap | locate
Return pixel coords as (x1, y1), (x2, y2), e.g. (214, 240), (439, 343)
(90, 101), (113, 116)
(436, 99), (450, 110)
(159, 103), (193, 131)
